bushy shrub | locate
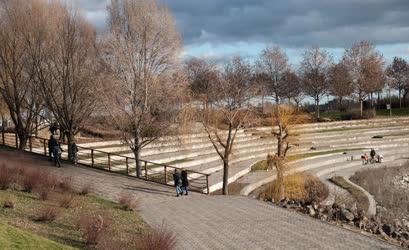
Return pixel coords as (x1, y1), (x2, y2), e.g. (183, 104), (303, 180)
(304, 176), (329, 203)
(36, 171), (58, 200)
(260, 174), (329, 203)
(59, 193), (76, 208)
(78, 184), (92, 196)
(35, 207), (60, 222)
(22, 169), (40, 193)
(118, 194), (137, 211)
(58, 177), (73, 193)
(138, 225), (177, 250)
(76, 212), (111, 245)
(0, 163), (14, 190)
(3, 200), (15, 209)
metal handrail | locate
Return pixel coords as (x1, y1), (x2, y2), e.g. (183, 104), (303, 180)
(0, 131), (210, 194)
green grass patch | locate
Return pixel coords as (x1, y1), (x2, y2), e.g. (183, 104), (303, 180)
(0, 189), (147, 249)
(329, 176), (369, 213)
(286, 148), (366, 162)
(376, 107), (409, 117)
(0, 222), (73, 250)
(251, 160), (269, 171)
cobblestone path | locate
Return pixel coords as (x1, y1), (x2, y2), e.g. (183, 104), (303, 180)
(1, 150), (397, 250)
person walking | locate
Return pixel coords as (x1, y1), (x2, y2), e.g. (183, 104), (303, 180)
(48, 135), (57, 162)
(181, 170), (189, 196)
(370, 148), (376, 163)
(53, 141), (63, 168)
(172, 170), (182, 197)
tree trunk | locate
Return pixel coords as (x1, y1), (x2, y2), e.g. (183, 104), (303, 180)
(67, 132), (74, 162)
(399, 88), (402, 109)
(17, 133), (27, 150)
(315, 98), (320, 119)
(222, 159), (229, 195)
(360, 100), (363, 118)
(134, 146), (141, 178)
(339, 97), (343, 112)
(276, 167), (285, 201)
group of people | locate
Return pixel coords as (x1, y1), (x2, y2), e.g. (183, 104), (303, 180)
(361, 148), (383, 165)
(173, 169), (189, 197)
(48, 123), (79, 167)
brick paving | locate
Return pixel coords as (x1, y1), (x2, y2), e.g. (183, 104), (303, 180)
(0, 150), (398, 250)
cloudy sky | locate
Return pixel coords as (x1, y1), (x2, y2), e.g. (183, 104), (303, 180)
(75, 0), (409, 64)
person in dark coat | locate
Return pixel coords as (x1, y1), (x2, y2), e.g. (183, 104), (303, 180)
(53, 140), (63, 168)
(370, 148), (376, 163)
(181, 170), (189, 195)
(48, 135), (57, 162)
(69, 142), (79, 165)
(172, 169), (182, 197)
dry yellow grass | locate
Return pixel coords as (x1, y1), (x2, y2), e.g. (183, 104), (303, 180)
(261, 173), (328, 203)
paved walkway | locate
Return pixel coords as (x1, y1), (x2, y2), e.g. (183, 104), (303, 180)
(1, 149), (397, 249)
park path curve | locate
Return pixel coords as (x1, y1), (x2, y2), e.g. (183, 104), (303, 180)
(1, 150), (397, 250)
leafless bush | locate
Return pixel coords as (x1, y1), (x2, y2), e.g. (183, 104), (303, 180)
(0, 163), (14, 190)
(22, 169), (41, 193)
(119, 193), (138, 211)
(138, 225), (177, 250)
(36, 171), (58, 200)
(58, 193), (76, 208)
(58, 176), (73, 193)
(305, 176), (329, 203)
(35, 207), (60, 222)
(77, 184), (92, 196)
(3, 200), (14, 209)
(76, 212), (112, 245)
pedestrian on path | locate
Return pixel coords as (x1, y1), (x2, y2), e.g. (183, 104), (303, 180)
(48, 135), (57, 162)
(173, 169), (182, 197)
(370, 148), (376, 163)
(181, 169), (189, 196)
(53, 141), (63, 168)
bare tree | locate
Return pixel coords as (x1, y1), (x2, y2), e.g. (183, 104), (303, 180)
(185, 58), (219, 111)
(0, 0), (44, 149)
(34, 3), (99, 159)
(200, 56), (255, 195)
(267, 105), (308, 201)
(101, 0), (183, 177)
(343, 41), (384, 116)
(386, 57), (408, 108)
(282, 70), (304, 109)
(300, 46), (332, 119)
(257, 45), (289, 104)
(328, 62), (353, 111)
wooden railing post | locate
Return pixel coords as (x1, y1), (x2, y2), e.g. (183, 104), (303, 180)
(91, 149), (94, 167)
(206, 175), (210, 195)
(164, 165), (167, 184)
(43, 139), (47, 155)
(1, 130), (4, 145)
(107, 153), (111, 171)
(144, 161), (148, 180)
(15, 133), (18, 149)
(29, 137), (32, 152)
(125, 157), (129, 175)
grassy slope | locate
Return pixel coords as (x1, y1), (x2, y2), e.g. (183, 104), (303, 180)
(0, 189), (146, 249)
(0, 222), (72, 250)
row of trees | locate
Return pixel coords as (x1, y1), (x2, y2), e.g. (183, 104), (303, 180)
(1, 0), (408, 195)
